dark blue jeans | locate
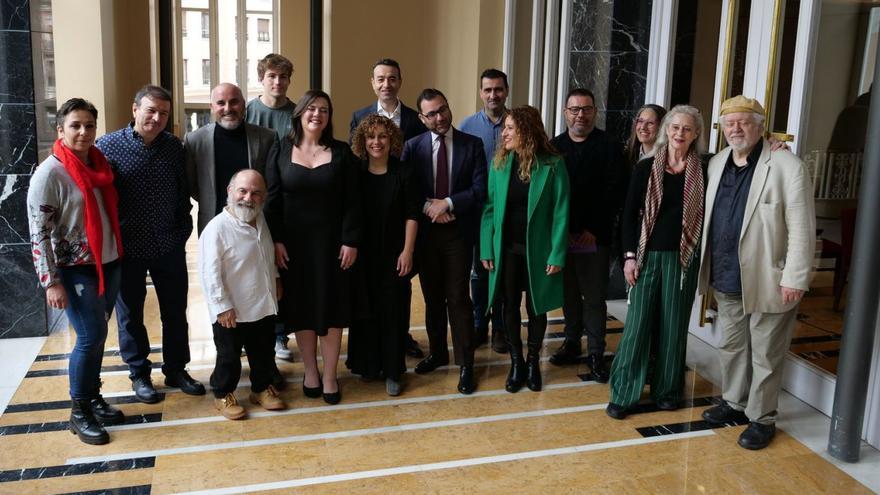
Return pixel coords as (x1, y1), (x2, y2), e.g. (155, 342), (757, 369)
(115, 246), (190, 379)
(471, 247), (504, 332)
(58, 261), (121, 400)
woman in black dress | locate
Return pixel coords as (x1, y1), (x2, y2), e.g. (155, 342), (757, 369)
(265, 90), (361, 405)
(346, 115), (419, 396)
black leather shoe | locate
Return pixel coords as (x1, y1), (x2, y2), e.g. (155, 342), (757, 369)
(323, 380), (341, 405)
(586, 353), (609, 383)
(414, 354), (449, 374)
(491, 329), (509, 354)
(549, 340), (582, 366)
(526, 354), (542, 391)
(165, 370), (206, 396)
(605, 402), (629, 420)
(131, 376), (160, 404)
(505, 356), (526, 393)
(70, 399), (109, 445)
(457, 366), (476, 394)
(90, 395), (125, 425)
(738, 422), (776, 450)
(302, 376), (323, 398)
(405, 335), (425, 358)
(656, 399), (680, 411)
(702, 402), (749, 425)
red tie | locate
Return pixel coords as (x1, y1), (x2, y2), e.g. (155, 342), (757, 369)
(435, 134), (449, 198)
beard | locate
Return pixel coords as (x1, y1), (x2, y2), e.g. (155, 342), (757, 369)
(217, 116), (242, 130)
(227, 198), (258, 223)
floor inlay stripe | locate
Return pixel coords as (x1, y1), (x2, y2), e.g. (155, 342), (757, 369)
(636, 416), (750, 437)
(58, 485), (152, 495)
(35, 346), (162, 362)
(4, 394), (164, 414)
(0, 458), (155, 483)
(172, 430), (715, 494)
(0, 413), (162, 436)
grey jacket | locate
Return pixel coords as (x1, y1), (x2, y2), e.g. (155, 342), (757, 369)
(184, 122), (277, 233)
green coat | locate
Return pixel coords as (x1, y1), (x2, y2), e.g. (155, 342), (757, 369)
(480, 152), (570, 314)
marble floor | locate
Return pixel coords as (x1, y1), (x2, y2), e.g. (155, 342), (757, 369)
(0, 283), (878, 493)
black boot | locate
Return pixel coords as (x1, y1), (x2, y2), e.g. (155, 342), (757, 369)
(505, 351), (526, 393)
(70, 399), (109, 445)
(586, 353), (609, 383)
(90, 395), (125, 425)
(526, 352), (542, 391)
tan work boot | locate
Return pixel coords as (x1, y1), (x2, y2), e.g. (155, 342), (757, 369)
(249, 385), (286, 411)
(214, 393), (246, 420)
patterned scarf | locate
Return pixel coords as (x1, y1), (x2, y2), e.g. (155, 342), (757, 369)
(53, 139), (123, 295)
(636, 146), (704, 285)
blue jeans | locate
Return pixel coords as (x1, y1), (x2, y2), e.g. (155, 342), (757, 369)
(115, 246), (190, 378)
(58, 261), (121, 399)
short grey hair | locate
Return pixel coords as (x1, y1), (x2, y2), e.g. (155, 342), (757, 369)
(653, 104), (707, 155)
(228, 169), (266, 190)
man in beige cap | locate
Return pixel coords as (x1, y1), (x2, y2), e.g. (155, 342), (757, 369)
(697, 95), (815, 449)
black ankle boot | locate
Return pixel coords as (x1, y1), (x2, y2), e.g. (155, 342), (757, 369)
(526, 352), (542, 391)
(70, 399), (109, 445)
(505, 352), (526, 393)
(90, 395), (125, 425)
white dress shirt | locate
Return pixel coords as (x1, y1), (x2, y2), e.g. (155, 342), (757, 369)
(430, 129), (455, 211)
(198, 209), (278, 323)
(376, 99), (402, 128)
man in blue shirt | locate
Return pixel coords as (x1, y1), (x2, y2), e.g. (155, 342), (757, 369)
(97, 85), (205, 403)
(459, 68), (509, 354)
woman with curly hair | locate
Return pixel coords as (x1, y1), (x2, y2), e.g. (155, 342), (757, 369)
(480, 106), (570, 392)
(345, 115), (420, 396)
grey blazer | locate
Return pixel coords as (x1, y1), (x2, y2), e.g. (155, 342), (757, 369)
(184, 122), (277, 233)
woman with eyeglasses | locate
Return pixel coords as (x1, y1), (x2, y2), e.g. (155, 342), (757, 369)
(607, 104), (706, 419)
(265, 89), (362, 405)
(625, 104), (668, 167)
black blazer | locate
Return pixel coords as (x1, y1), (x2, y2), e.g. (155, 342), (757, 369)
(401, 128), (487, 246)
(349, 102), (428, 144)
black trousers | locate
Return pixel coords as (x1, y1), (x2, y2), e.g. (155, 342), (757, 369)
(210, 315), (276, 398)
(501, 247), (547, 356)
(562, 247), (610, 355)
(418, 222), (475, 366)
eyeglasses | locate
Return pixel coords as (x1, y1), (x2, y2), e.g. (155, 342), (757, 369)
(566, 105), (596, 115)
(421, 105), (449, 120)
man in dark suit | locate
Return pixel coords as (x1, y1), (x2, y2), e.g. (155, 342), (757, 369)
(349, 58), (427, 143)
(401, 88), (487, 394)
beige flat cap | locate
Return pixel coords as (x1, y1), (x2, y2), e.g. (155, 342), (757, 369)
(720, 95), (765, 116)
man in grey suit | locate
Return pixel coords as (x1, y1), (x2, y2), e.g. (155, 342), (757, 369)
(698, 95), (816, 450)
(185, 83), (277, 234)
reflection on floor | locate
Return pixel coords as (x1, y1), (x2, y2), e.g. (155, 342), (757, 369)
(791, 272), (844, 375)
(0, 278), (874, 494)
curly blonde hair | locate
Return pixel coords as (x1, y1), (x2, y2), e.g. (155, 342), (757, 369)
(350, 114), (404, 160)
(493, 105), (557, 182)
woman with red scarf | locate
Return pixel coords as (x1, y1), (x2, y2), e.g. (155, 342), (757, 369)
(27, 98), (125, 445)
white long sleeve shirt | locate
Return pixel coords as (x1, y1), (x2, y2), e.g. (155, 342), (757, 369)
(198, 208), (278, 323)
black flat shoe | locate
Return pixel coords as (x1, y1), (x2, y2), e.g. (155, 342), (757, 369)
(702, 402), (748, 425)
(457, 366), (476, 395)
(323, 380), (341, 405)
(164, 370), (206, 396)
(302, 378), (323, 398)
(549, 340), (581, 366)
(605, 402), (629, 420)
(414, 354), (449, 374)
(738, 422), (776, 450)
(656, 399), (680, 411)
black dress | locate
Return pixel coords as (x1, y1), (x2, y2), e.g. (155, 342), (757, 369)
(265, 139), (362, 335)
(345, 158), (420, 381)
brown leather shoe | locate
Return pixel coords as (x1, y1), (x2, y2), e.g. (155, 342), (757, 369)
(249, 385), (286, 411)
(214, 393), (246, 420)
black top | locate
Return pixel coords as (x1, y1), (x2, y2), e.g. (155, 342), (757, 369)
(213, 124), (248, 214)
(503, 157), (529, 249)
(621, 157), (689, 253)
(710, 140), (763, 294)
(550, 128), (624, 245)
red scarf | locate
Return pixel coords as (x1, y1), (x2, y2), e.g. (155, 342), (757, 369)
(53, 139), (123, 294)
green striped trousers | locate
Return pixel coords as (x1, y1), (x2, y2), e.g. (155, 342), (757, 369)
(609, 250), (699, 407)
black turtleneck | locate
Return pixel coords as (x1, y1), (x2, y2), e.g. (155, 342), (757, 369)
(213, 123), (249, 214)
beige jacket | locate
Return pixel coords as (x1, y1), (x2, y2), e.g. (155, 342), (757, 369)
(698, 139), (816, 314)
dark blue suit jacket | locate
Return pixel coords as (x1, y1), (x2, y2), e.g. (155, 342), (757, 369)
(401, 128), (487, 246)
(349, 102), (427, 144)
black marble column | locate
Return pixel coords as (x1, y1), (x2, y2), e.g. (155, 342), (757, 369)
(568, 0), (653, 144)
(0, 0), (55, 338)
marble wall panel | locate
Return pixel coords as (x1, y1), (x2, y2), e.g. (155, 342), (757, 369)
(0, 31), (35, 103)
(0, 0), (30, 31)
(0, 243), (46, 338)
(0, 174), (30, 244)
(0, 102), (37, 174)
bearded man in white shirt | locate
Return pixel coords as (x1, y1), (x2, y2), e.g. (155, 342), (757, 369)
(199, 169), (286, 420)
